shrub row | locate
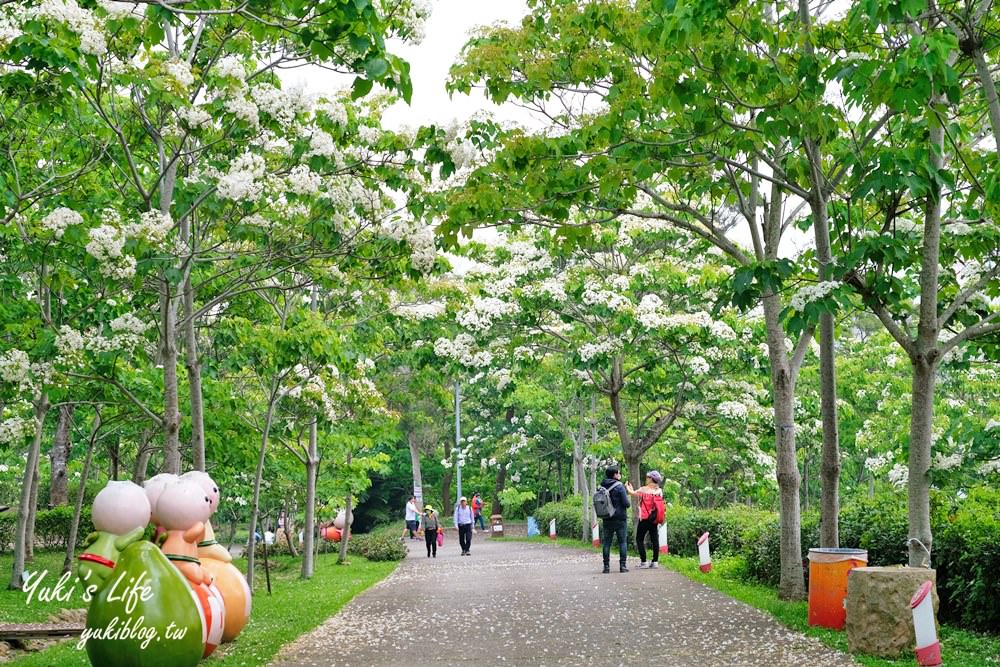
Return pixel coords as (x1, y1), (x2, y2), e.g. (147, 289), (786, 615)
(533, 486), (1000, 633)
(0, 505), (94, 553)
(347, 531), (408, 562)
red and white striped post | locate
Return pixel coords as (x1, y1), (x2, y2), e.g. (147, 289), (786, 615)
(549, 518), (557, 540)
(911, 581), (941, 666)
(658, 522), (669, 555)
(591, 521), (600, 547)
(698, 532), (712, 573)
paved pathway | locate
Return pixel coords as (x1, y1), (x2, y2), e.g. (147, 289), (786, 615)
(273, 537), (857, 667)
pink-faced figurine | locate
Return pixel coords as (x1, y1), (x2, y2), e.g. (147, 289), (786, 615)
(157, 479), (213, 587)
(77, 481), (151, 590)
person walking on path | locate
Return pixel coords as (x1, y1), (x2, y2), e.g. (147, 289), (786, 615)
(454, 496), (475, 555)
(596, 465), (630, 573)
(626, 471), (665, 569)
(421, 505), (440, 558)
(403, 496), (419, 540)
(471, 492), (486, 532)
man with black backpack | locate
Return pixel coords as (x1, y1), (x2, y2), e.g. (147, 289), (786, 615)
(593, 464), (631, 573)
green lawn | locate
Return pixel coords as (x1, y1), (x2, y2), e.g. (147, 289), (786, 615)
(506, 536), (1000, 667)
(1, 549), (397, 666)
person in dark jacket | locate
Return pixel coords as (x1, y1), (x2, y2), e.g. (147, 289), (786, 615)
(600, 465), (631, 573)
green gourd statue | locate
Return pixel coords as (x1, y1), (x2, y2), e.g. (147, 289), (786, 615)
(85, 540), (203, 667)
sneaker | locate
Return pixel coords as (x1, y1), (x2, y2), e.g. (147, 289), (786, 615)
(620, 565), (629, 573)
(602, 565), (610, 574)
(637, 562), (648, 569)
(649, 562), (659, 569)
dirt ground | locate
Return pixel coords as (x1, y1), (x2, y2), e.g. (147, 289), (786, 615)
(272, 537), (858, 667)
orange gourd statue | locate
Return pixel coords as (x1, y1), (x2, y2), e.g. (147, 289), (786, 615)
(182, 470), (252, 643)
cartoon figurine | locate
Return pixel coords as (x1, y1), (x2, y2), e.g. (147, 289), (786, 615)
(180, 470), (231, 562)
(181, 470), (252, 642)
(143, 472), (179, 542)
(86, 540), (204, 667)
(157, 479), (213, 587)
(77, 481), (150, 591)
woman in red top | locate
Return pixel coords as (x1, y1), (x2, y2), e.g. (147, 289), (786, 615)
(625, 471), (664, 568)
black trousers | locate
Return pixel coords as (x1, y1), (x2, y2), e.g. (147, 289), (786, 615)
(458, 523), (473, 552)
(636, 518), (659, 563)
(602, 520), (628, 566)
(425, 529), (437, 556)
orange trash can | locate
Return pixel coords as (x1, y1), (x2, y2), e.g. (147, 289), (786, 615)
(807, 548), (867, 629)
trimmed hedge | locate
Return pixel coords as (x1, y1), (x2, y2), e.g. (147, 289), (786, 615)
(533, 497), (586, 539)
(660, 487), (1000, 634)
(0, 505), (94, 553)
(347, 531), (408, 562)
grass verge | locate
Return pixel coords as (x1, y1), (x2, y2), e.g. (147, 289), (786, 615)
(504, 535), (1000, 667)
(1, 549), (397, 666)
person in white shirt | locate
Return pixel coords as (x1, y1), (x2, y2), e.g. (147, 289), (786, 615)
(404, 496), (419, 540)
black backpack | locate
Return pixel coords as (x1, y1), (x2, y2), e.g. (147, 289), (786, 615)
(593, 481), (622, 519)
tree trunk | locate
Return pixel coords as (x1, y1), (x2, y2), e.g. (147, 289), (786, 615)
(763, 291), (806, 600)
(64, 412), (100, 574)
(490, 465), (507, 517)
(907, 358), (937, 567)
(441, 432), (453, 515)
(132, 436), (153, 485)
(25, 461), (40, 562)
(301, 417), (318, 579)
(183, 277), (205, 472)
(971, 46), (1000, 154)
(10, 394), (49, 589)
(246, 396), (277, 594)
(408, 431), (423, 507)
(282, 494), (297, 557)
(905, 107), (945, 568)
(161, 284), (181, 474)
(49, 404), (74, 506)
(337, 493), (352, 565)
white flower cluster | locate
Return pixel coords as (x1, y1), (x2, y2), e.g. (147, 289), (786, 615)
(223, 96), (259, 127)
(456, 297), (519, 331)
(177, 105), (212, 129)
(128, 210), (173, 244)
(286, 165), (322, 196)
(748, 446), (776, 474)
(39, 207), (83, 238)
(887, 463), (908, 487)
(56, 318), (149, 357)
(579, 337), (621, 363)
(393, 300), (447, 321)
(316, 97), (348, 126)
(932, 451), (963, 471)
(523, 276), (567, 302)
(378, 0), (431, 43)
(382, 218), (437, 273)
(688, 356), (710, 375)
(163, 59), (194, 90)
(789, 281), (839, 312)
(489, 367), (512, 392)
(582, 279), (633, 313)
(28, 0), (106, 55)
(251, 83), (311, 128)
(433, 334), (493, 368)
(0, 12), (21, 45)
(717, 401), (749, 421)
(0, 349), (32, 390)
(216, 152), (266, 202)
(306, 129), (337, 158)
(98, 1), (140, 20)
(212, 55), (247, 82)
(0, 411), (34, 445)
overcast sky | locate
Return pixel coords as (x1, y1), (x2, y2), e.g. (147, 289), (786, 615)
(285, 1), (532, 131)
(283, 1), (812, 258)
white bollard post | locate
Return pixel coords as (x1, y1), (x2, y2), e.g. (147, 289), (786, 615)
(658, 522), (668, 555)
(911, 581), (941, 666)
(698, 532), (712, 573)
(549, 518), (557, 540)
(591, 521), (600, 547)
